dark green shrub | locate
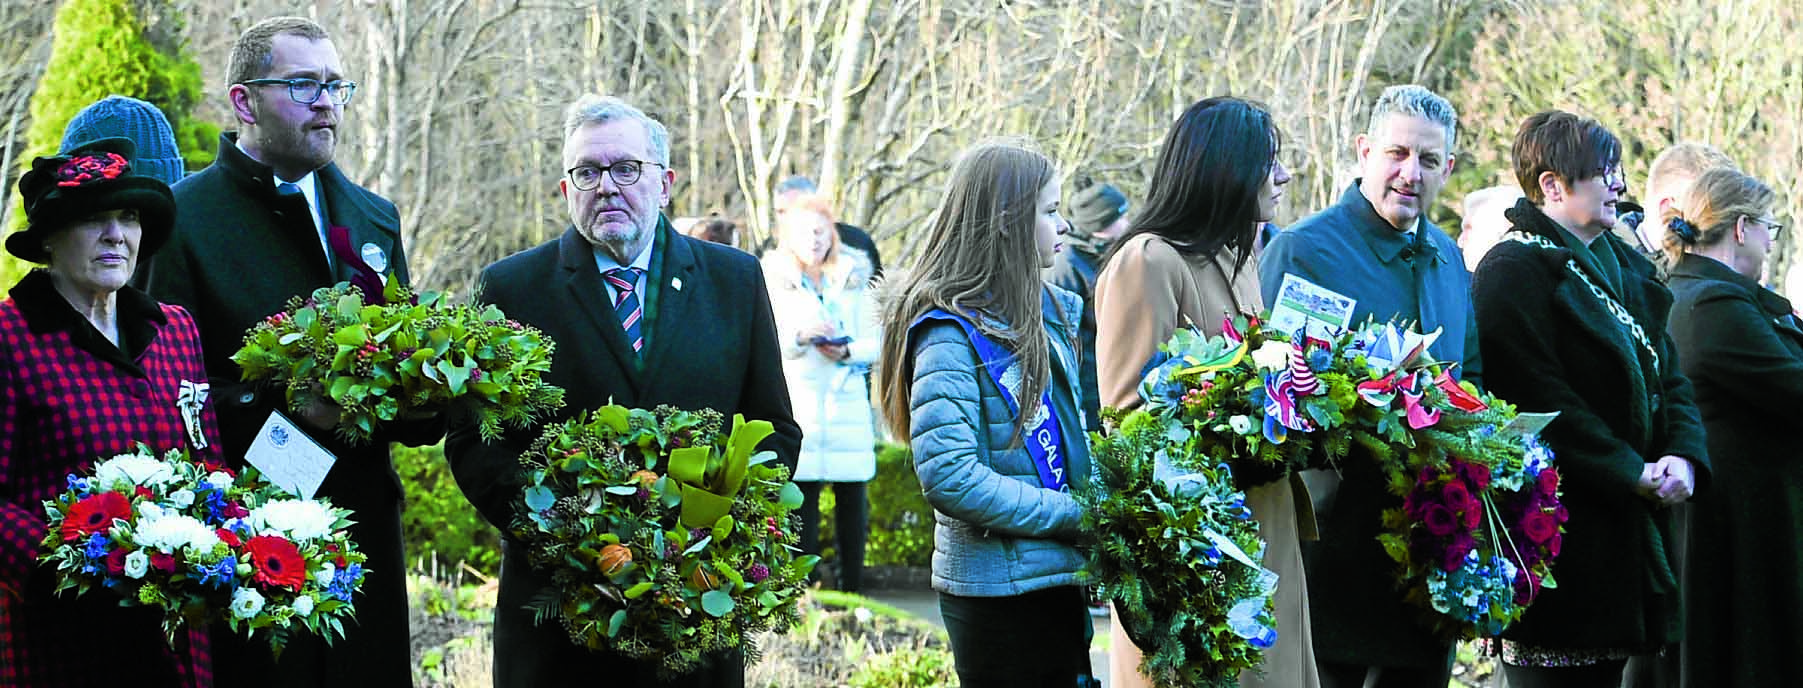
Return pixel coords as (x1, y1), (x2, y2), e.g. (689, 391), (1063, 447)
(848, 647), (960, 688)
(818, 442), (934, 569)
(396, 442), (500, 576)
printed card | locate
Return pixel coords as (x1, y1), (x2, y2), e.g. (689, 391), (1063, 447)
(244, 411), (337, 500)
(1268, 273), (1357, 343)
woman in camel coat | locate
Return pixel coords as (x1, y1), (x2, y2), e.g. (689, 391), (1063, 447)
(1094, 96), (1319, 688)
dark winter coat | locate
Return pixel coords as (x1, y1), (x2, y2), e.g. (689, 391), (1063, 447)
(1259, 183), (1481, 669)
(0, 271), (219, 687)
(1473, 200), (1710, 653)
(445, 222), (801, 687)
(1044, 246), (1103, 427)
(136, 133), (441, 688)
(1666, 252), (1803, 686)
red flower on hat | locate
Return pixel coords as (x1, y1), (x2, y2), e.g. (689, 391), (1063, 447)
(53, 152), (129, 188)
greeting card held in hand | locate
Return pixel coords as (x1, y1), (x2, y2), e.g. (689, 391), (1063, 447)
(244, 410), (337, 499)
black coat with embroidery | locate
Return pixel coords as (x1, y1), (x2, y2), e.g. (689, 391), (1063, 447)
(1471, 201), (1709, 652)
(135, 133), (441, 688)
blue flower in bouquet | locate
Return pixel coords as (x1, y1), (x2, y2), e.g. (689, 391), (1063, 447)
(326, 563), (362, 602)
(1308, 348), (1334, 373)
(196, 486), (233, 524)
(80, 533), (110, 573)
(1426, 550), (1521, 637)
(1138, 351), (1188, 410)
(1522, 435), (1553, 475)
(66, 474), (92, 495)
(197, 558), (237, 589)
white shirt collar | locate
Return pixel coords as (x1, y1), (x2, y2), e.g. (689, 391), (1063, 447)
(593, 234), (655, 275)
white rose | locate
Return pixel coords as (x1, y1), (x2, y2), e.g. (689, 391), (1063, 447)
(1229, 415), (1254, 435)
(231, 588), (266, 619)
(314, 562), (337, 586)
(93, 455), (178, 490)
(205, 472), (234, 490)
(1250, 340), (1294, 372)
(168, 489), (196, 509)
(291, 595), (315, 617)
(248, 500), (337, 542)
(123, 550), (151, 579)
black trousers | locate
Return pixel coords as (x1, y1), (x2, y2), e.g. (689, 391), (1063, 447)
(1320, 654), (1455, 688)
(939, 585), (1094, 688)
(796, 480), (867, 593)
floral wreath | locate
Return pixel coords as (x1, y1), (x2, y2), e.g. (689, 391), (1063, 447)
(1124, 314), (1566, 640)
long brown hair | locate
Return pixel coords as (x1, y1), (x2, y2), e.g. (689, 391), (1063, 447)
(878, 140), (1054, 440)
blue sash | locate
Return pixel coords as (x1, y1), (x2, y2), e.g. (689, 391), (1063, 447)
(913, 309), (1069, 492)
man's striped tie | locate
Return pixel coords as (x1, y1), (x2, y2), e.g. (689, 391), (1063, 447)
(603, 267), (645, 353)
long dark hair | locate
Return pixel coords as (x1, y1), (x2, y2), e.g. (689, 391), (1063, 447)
(1103, 96), (1279, 276)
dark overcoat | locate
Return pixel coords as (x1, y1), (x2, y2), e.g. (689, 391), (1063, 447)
(1473, 201), (1709, 653)
(1258, 183), (1481, 669)
(445, 223), (801, 687)
(1666, 253), (1803, 686)
(136, 133), (441, 688)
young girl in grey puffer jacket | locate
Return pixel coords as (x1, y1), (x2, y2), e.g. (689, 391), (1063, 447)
(877, 140), (1099, 688)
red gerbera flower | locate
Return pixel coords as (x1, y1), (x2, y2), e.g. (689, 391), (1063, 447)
(62, 492), (131, 541)
(246, 535), (307, 591)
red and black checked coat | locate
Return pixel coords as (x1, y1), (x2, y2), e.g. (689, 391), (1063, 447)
(0, 270), (220, 688)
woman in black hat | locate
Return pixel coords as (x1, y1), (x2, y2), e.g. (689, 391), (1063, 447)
(0, 137), (219, 687)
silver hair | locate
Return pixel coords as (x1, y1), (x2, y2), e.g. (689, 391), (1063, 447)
(562, 95), (672, 165)
(1368, 85), (1458, 152)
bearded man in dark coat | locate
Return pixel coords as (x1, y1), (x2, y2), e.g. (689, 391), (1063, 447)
(136, 16), (440, 688)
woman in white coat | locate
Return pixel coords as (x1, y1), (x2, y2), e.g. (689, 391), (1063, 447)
(764, 193), (881, 592)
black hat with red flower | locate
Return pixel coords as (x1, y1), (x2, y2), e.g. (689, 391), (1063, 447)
(9, 136), (175, 264)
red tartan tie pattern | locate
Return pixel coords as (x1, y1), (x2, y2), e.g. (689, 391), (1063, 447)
(603, 267), (645, 353)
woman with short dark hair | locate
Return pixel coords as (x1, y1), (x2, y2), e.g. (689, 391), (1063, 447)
(1472, 110), (1709, 687)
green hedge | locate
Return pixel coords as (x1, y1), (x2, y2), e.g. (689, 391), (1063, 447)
(395, 442), (500, 576)
(818, 443), (934, 569)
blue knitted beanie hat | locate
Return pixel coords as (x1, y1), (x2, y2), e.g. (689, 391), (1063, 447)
(60, 96), (185, 185)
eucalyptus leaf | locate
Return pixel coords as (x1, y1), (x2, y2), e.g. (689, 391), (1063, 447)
(700, 589), (734, 617)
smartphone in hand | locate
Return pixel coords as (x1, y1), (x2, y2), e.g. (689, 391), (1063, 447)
(809, 335), (853, 346)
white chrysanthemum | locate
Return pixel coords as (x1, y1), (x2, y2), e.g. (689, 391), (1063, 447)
(135, 513), (221, 554)
(313, 562), (337, 585)
(291, 595), (315, 617)
(205, 472), (234, 490)
(93, 455), (178, 490)
(249, 500), (337, 542)
(231, 588), (266, 619)
(137, 502), (167, 522)
(1250, 340), (1294, 371)
(123, 550), (150, 579)
(167, 489), (196, 509)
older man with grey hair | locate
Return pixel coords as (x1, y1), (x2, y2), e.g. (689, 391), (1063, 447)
(446, 94), (801, 687)
(1259, 84), (1480, 688)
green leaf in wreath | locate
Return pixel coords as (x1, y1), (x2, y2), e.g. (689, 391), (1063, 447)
(657, 476), (681, 508)
(606, 609), (626, 638)
(336, 294), (362, 320)
(604, 485), (639, 496)
(682, 534), (713, 556)
(679, 484), (733, 529)
(712, 515), (735, 542)
(701, 589), (734, 617)
(777, 481), (803, 510)
(624, 582), (654, 599)
(278, 332), (304, 346)
(596, 405), (630, 434)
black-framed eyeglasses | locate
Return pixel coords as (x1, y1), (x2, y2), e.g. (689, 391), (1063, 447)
(241, 78), (358, 105)
(1757, 216), (1786, 238)
(566, 160), (662, 191)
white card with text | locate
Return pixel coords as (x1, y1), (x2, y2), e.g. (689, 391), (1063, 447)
(244, 411), (336, 500)
(1268, 273), (1357, 342)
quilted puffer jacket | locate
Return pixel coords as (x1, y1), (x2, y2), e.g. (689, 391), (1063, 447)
(905, 284), (1092, 597)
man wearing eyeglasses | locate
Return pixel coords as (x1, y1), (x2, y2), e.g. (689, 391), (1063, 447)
(444, 94), (800, 687)
(137, 16), (439, 688)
